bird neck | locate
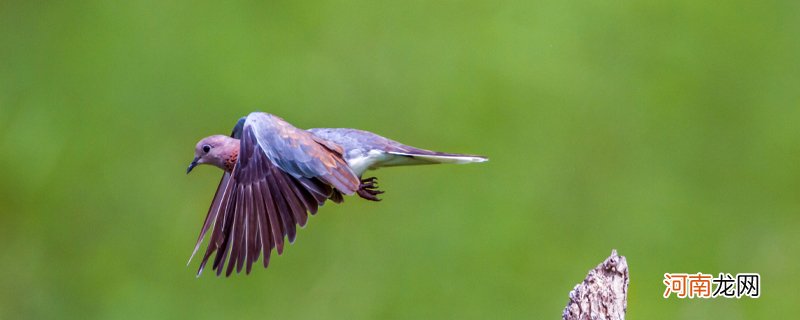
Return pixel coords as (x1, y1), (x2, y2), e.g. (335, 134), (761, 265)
(223, 144), (239, 172)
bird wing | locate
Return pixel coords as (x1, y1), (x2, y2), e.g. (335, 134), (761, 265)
(190, 113), (359, 277)
(246, 112), (359, 194)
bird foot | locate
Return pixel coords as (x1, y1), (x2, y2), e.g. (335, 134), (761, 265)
(357, 177), (384, 201)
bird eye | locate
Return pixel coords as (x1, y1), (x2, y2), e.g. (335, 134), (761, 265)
(202, 145), (211, 153)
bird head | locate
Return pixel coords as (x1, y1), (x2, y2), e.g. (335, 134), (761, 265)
(187, 135), (238, 174)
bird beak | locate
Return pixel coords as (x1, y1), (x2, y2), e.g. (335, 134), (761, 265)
(187, 157), (199, 174)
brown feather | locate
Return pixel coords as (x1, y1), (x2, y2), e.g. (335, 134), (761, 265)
(190, 172), (228, 267)
(273, 172), (306, 240)
(267, 169), (295, 246)
(260, 178), (284, 255)
(252, 181), (271, 268)
(196, 165), (236, 276)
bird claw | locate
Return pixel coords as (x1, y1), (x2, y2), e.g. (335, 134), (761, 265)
(357, 177), (384, 201)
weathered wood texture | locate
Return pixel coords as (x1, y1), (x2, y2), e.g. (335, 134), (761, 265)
(562, 250), (629, 320)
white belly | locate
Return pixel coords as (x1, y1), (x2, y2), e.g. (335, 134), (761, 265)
(346, 149), (390, 176)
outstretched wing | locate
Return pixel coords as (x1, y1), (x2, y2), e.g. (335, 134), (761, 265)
(191, 112), (359, 276)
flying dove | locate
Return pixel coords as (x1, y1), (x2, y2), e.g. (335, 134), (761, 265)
(186, 112), (487, 276)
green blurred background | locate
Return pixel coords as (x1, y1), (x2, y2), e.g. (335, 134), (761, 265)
(1, 0), (797, 319)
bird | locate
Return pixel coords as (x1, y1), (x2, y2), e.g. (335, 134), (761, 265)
(186, 112), (487, 276)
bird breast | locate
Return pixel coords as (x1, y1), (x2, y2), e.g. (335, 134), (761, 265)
(224, 149), (238, 172)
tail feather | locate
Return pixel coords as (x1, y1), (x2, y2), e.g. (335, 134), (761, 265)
(383, 150), (488, 167)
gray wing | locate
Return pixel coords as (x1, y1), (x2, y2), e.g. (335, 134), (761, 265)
(247, 113), (359, 194)
(191, 113), (359, 277)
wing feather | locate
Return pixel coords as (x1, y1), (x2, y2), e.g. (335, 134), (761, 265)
(247, 112), (359, 194)
(267, 169), (295, 247)
(188, 172), (229, 265)
(252, 180), (271, 268)
(195, 166), (236, 276)
(273, 171), (306, 238)
(226, 186), (243, 276)
(256, 177), (282, 257)
(245, 184), (258, 274)
(213, 192), (236, 276)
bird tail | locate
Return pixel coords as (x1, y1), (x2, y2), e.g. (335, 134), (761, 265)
(382, 150), (488, 167)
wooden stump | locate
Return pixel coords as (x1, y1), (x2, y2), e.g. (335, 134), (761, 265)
(562, 250), (629, 320)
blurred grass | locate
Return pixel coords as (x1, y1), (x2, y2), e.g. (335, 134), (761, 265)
(1, 0), (798, 319)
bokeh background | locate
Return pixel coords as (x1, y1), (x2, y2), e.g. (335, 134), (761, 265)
(1, 1), (798, 319)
